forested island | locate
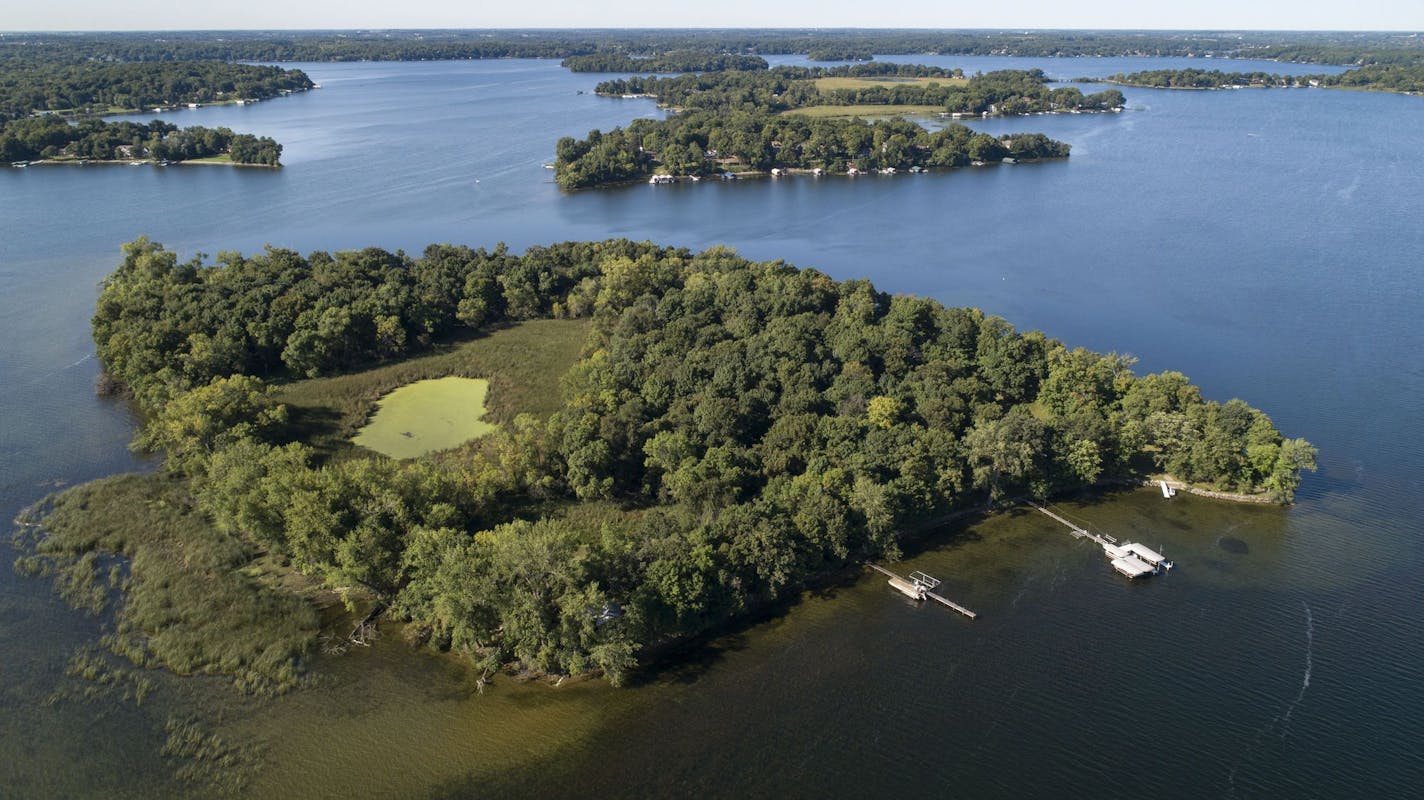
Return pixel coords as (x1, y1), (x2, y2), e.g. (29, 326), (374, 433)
(0, 57), (306, 166)
(1102, 64), (1424, 95)
(2, 116), (283, 165)
(14, 237), (1315, 694)
(557, 66), (1117, 189)
(555, 114), (1071, 188)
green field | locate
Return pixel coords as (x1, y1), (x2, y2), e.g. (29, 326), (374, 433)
(352, 377), (495, 458)
(274, 318), (590, 457)
(784, 104), (945, 119)
(811, 76), (967, 91)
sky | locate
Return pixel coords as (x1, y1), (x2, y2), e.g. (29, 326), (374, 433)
(4, 0), (1423, 32)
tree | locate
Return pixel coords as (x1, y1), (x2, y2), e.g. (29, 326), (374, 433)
(132, 374), (287, 471)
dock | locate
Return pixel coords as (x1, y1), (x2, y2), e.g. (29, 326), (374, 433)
(1027, 502), (1174, 579)
(867, 564), (977, 619)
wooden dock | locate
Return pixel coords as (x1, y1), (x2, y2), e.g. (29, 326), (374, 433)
(867, 564), (977, 619)
(1026, 502), (1115, 547)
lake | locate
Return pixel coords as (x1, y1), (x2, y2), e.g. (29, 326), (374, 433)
(1, 55), (1421, 798)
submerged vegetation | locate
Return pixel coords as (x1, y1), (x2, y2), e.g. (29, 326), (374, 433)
(14, 236), (1316, 691)
(14, 473), (319, 695)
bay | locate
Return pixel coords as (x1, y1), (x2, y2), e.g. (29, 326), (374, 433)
(1, 55), (1420, 798)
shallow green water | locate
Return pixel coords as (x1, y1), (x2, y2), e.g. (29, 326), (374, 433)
(352, 377), (494, 458)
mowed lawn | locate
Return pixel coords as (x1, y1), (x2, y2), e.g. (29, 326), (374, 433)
(811, 75), (968, 91)
(274, 318), (590, 456)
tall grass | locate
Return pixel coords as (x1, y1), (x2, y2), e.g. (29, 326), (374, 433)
(15, 473), (319, 695)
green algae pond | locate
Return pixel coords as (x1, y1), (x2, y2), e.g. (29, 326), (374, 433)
(352, 377), (495, 458)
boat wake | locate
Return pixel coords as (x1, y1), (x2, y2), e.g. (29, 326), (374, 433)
(1224, 600), (1318, 796)
(17, 353), (93, 390)
(1279, 601), (1314, 734)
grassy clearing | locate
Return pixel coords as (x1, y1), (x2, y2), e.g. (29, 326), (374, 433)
(812, 76), (968, 91)
(784, 104), (946, 119)
(13, 473), (320, 694)
(183, 154), (233, 164)
(274, 318), (590, 458)
(352, 377), (495, 459)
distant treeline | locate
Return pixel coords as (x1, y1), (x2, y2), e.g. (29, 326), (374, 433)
(555, 113), (1069, 188)
(4, 29), (1421, 67)
(562, 52), (769, 73)
(1103, 64), (1424, 94)
(1254, 42), (1424, 67)
(0, 60), (312, 122)
(1, 116), (282, 165)
(69, 237), (1313, 687)
(807, 47), (875, 62)
(599, 65), (1124, 115)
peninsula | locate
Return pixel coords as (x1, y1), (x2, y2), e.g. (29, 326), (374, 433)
(0, 59), (309, 166)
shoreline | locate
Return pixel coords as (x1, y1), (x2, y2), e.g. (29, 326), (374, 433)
(12, 157), (279, 169)
(577, 156), (1061, 190)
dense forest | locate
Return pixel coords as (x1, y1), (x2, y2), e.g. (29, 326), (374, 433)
(47, 237), (1314, 688)
(555, 113), (1070, 188)
(562, 52), (769, 73)
(5, 29), (1418, 66)
(0, 61), (313, 121)
(1, 116), (282, 165)
(1100, 69), (1304, 89)
(597, 65), (1125, 115)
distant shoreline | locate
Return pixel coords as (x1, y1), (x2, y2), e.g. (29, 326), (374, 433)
(12, 157), (278, 169)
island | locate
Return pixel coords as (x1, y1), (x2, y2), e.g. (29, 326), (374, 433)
(555, 66), (1118, 189)
(16, 237), (1316, 699)
(1099, 65), (1424, 95)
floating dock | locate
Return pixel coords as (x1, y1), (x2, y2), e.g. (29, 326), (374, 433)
(867, 564), (977, 619)
(1160, 480), (1177, 499)
(1027, 502), (1174, 579)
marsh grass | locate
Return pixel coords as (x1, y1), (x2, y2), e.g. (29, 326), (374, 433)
(162, 715), (263, 796)
(14, 473), (319, 695)
(275, 318), (590, 458)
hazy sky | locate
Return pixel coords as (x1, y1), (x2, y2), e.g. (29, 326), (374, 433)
(5, 0), (1423, 32)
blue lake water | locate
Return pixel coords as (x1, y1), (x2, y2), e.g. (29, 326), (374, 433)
(1, 57), (1420, 798)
